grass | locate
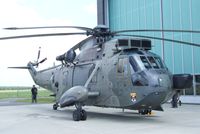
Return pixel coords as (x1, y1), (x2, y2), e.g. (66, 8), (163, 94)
(0, 88), (55, 103)
(0, 89), (52, 99)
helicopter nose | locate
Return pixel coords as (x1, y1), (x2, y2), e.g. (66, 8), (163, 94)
(154, 74), (173, 104)
(157, 74), (172, 88)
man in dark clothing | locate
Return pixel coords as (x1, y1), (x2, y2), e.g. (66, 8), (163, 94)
(171, 91), (178, 108)
(31, 85), (38, 103)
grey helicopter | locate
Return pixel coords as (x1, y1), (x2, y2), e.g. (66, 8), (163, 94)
(0, 25), (198, 121)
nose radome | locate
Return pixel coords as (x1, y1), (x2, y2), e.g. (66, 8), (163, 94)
(158, 74), (172, 88)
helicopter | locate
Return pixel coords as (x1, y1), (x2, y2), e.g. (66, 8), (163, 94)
(0, 25), (198, 121)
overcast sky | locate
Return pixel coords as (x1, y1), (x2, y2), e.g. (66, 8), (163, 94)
(0, 0), (97, 86)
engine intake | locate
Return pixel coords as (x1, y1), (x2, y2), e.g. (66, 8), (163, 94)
(56, 49), (76, 63)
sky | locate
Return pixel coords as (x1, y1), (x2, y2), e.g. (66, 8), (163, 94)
(0, 0), (97, 86)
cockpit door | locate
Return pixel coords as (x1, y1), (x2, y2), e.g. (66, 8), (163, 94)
(116, 57), (131, 95)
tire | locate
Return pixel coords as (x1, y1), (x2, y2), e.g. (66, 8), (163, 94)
(73, 110), (81, 121)
(80, 110), (87, 121)
(53, 104), (58, 110)
(139, 109), (148, 115)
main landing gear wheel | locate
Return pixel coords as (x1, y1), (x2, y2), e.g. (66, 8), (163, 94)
(73, 109), (87, 121)
(80, 109), (87, 120)
(73, 110), (81, 121)
(73, 103), (87, 121)
(53, 103), (59, 110)
(139, 109), (152, 115)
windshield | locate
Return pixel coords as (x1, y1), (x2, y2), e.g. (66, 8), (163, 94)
(154, 57), (165, 68)
(147, 56), (159, 69)
(129, 55), (166, 71)
(140, 56), (151, 69)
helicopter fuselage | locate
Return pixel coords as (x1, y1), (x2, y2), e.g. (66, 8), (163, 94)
(30, 37), (175, 112)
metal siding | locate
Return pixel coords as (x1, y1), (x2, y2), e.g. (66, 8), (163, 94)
(150, 0), (162, 58)
(163, 0), (173, 72)
(108, 0), (200, 75)
(171, 0), (182, 74)
(191, 0), (200, 74)
(181, 0), (193, 74)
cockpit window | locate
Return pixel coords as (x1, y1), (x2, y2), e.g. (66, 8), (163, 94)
(140, 56), (152, 69)
(130, 55), (166, 71)
(147, 57), (159, 69)
(154, 57), (165, 68)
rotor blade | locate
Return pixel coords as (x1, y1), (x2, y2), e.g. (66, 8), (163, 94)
(70, 36), (93, 51)
(0, 32), (87, 40)
(38, 58), (47, 64)
(113, 29), (200, 35)
(116, 34), (200, 47)
(8, 66), (30, 69)
(4, 26), (93, 32)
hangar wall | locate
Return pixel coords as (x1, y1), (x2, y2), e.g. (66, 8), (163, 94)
(98, 0), (200, 96)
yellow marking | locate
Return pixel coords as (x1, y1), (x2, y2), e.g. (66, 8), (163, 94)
(148, 112), (155, 116)
(130, 92), (136, 97)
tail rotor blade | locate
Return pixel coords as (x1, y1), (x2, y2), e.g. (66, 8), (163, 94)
(39, 58), (47, 64)
(37, 47), (41, 63)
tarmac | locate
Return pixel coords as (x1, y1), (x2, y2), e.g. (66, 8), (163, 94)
(0, 100), (199, 134)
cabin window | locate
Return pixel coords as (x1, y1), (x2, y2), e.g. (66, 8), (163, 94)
(140, 56), (151, 69)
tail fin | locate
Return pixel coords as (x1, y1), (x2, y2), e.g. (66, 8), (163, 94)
(27, 62), (37, 79)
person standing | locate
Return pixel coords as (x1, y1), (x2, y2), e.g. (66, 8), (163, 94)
(31, 85), (38, 103)
(171, 91), (178, 108)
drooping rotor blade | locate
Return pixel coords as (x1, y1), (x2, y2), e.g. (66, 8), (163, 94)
(113, 29), (200, 35)
(0, 32), (87, 40)
(116, 34), (200, 47)
(70, 36), (93, 51)
(8, 66), (30, 69)
(4, 26), (93, 32)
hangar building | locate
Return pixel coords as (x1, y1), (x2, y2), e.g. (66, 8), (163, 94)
(97, 0), (200, 103)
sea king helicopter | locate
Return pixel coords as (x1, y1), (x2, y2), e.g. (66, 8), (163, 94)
(0, 25), (198, 121)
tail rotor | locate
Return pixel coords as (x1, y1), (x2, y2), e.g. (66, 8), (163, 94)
(34, 46), (47, 67)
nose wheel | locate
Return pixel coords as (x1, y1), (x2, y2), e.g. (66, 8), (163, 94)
(73, 103), (87, 121)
